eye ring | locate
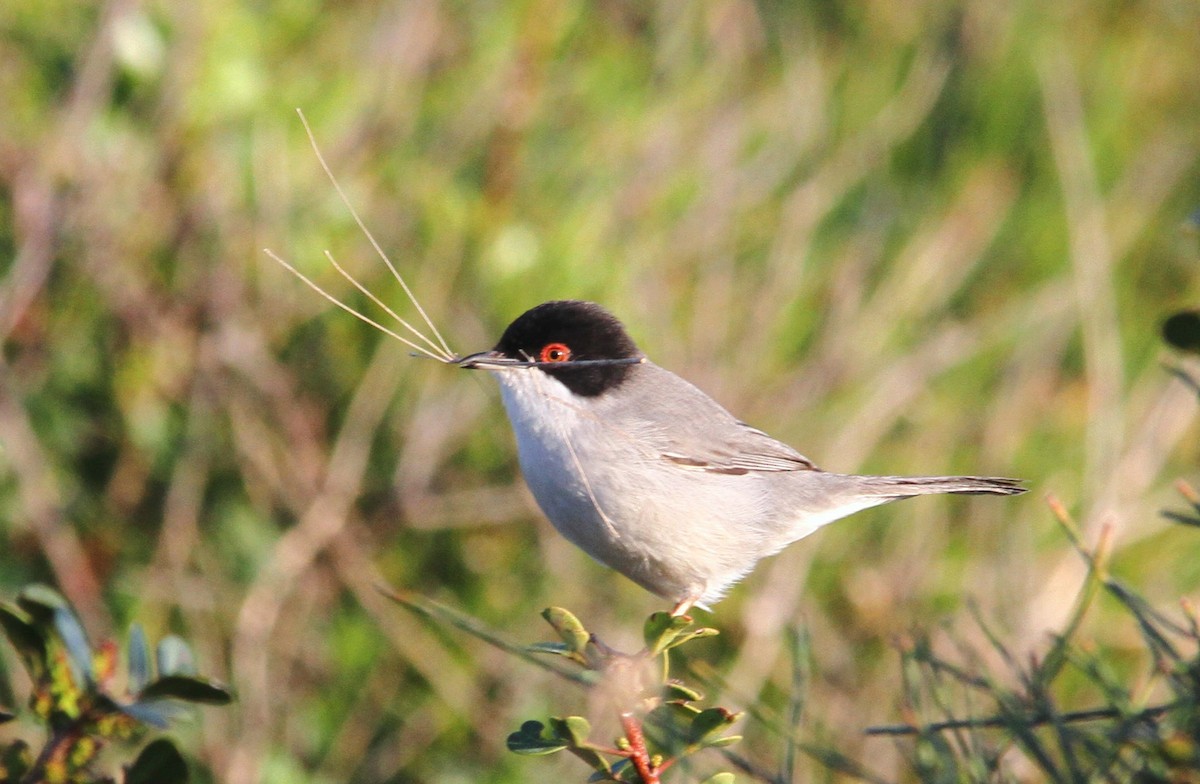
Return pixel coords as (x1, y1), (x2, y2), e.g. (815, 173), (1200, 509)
(539, 342), (571, 363)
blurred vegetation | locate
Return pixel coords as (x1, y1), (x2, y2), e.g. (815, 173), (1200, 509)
(0, 0), (1198, 781)
(0, 584), (231, 783)
(865, 493), (1200, 783)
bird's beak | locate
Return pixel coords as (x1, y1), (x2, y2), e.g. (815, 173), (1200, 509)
(456, 350), (522, 370)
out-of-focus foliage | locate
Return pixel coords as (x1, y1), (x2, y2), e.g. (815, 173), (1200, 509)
(0, 584), (231, 783)
(395, 496), (1200, 783)
(0, 1), (1198, 782)
(864, 492), (1200, 782)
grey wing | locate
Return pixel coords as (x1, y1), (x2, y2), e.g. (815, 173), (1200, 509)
(619, 364), (820, 475)
(661, 421), (819, 475)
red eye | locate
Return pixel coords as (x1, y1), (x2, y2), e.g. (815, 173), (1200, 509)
(540, 342), (571, 363)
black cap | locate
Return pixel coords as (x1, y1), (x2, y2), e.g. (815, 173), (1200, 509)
(493, 300), (644, 397)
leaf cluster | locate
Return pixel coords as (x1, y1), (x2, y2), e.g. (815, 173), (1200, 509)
(506, 607), (738, 783)
(0, 585), (232, 784)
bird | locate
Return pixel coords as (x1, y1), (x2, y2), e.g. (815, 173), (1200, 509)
(458, 300), (1025, 615)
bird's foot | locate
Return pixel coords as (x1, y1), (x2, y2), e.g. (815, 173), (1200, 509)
(670, 595), (699, 618)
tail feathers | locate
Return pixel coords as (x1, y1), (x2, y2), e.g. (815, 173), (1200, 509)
(860, 475), (1027, 499)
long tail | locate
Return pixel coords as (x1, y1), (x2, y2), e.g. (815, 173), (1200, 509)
(779, 473), (1025, 547)
(857, 475), (1026, 499)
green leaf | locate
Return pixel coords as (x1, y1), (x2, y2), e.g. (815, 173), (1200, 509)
(156, 636), (197, 677)
(664, 627), (720, 651)
(128, 624), (151, 693)
(0, 603), (46, 678)
(664, 681), (703, 702)
(126, 738), (189, 784)
(644, 612), (691, 656)
(507, 720), (568, 755)
(549, 715), (613, 773)
(647, 699), (701, 737)
(548, 715), (591, 747)
(15, 584), (71, 618)
(139, 675), (233, 705)
(699, 773), (736, 784)
(541, 607), (591, 655)
(688, 707), (741, 745)
(647, 701), (705, 755)
(643, 613), (719, 656)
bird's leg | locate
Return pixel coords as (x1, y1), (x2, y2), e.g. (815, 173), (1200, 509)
(670, 595), (698, 618)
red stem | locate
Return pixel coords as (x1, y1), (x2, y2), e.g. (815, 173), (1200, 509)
(620, 711), (659, 784)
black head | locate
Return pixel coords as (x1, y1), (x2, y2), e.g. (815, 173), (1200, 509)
(491, 300), (644, 396)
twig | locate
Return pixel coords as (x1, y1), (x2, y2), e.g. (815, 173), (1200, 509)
(864, 703), (1170, 736)
(381, 589), (591, 686)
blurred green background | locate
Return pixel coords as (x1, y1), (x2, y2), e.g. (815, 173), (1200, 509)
(2, 1), (1199, 781)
